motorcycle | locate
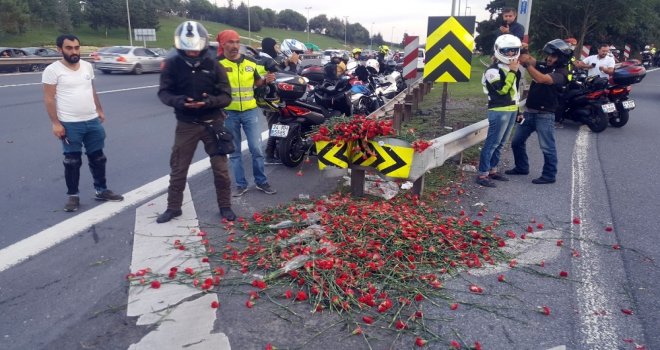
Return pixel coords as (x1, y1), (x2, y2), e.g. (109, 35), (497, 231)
(603, 64), (646, 128)
(641, 51), (653, 68)
(264, 73), (343, 167)
(556, 70), (611, 132)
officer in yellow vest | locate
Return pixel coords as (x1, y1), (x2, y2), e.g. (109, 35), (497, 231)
(217, 30), (277, 197)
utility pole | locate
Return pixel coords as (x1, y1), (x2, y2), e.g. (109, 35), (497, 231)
(305, 6), (312, 43)
(370, 22), (374, 50)
(344, 16), (349, 47)
(126, 0), (133, 46)
(247, 0), (251, 45)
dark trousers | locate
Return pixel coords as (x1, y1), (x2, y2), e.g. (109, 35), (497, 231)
(264, 111), (279, 157)
(167, 120), (231, 210)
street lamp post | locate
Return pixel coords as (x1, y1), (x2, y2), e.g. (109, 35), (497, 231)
(344, 16), (349, 47)
(247, 0), (251, 45)
(126, 0), (133, 46)
(370, 22), (374, 50)
(305, 6), (312, 43)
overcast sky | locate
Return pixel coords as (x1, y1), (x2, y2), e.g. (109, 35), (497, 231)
(213, 0), (495, 44)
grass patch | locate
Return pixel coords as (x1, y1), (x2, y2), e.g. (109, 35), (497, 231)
(1, 15), (370, 52)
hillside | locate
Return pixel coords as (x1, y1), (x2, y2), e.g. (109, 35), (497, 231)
(1, 15), (393, 52)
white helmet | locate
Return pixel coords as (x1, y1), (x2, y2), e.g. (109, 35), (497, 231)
(644, 45), (650, 50)
(494, 34), (522, 64)
(280, 39), (307, 58)
(174, 21), (209, 52)
(365, 58), (380, 73)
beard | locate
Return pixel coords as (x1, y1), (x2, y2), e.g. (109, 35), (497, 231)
(63, 52), (80, 64)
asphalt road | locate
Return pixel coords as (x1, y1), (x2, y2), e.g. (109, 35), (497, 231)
(0, 68), (658, 349)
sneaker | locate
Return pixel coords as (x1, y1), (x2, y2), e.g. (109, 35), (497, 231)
(64, 195), (80, 212)
(95, 190), (124, 202)
(504, 168), (529, 176)
(220, 207), (236, 221)
(532, 177), (556, 184)
(232, 186), (248, 197)
(488, 173), (509, 181)
(156, 209), (182, 223)
(264, 156), (282, 165)
(256, 183), (277, 194)
(476, 176), (497, 188)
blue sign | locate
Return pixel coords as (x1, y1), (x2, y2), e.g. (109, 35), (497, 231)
(520, 0), (528, 14)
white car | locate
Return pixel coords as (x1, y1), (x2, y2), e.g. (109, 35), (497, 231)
(417, 48), (426, 70)
(321, 49), (344, 65)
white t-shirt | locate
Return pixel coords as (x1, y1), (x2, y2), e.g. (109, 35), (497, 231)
(582, 54), (615, 78)
(42, 60), (98, 122)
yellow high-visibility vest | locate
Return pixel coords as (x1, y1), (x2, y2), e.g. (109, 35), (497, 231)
(219, 55), (260, 111)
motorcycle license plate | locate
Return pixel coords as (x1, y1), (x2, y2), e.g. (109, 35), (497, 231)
(622, 100), (635, 110)
(601, 103), (616, 113)
(270, 124), (289, 138)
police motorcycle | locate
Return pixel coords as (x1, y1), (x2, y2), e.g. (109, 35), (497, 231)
(603, 64), (646, 127)
(641, 46), (653, 68)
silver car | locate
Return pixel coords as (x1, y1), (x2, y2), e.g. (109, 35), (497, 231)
(94, 46), (163, 74)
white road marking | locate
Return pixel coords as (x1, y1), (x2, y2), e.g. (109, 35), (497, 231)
(97, 85), (159, 94)
(127, 188), (229, 350)
(570, 126), (619, 347)
(0, 131), (268, 272)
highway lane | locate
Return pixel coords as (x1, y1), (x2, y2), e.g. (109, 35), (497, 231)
(0, 71), (181, 249)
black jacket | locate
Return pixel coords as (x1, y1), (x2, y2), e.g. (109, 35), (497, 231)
(526, 63), (568, 113)
(158, 54), (232, 123)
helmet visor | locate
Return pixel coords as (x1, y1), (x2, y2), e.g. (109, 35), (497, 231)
(499, 47), (520, 56)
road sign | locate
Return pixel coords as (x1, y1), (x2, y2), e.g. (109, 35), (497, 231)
(316, 140), (350, 169)
(350, 140), (414, 178)
(402, 36), (419, 80)
(423, 16), (475, 83)
(134, 28), (156, 47)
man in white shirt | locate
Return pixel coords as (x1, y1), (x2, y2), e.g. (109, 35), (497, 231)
(42, 34), (124, 212)
(574, 43), (615, 78)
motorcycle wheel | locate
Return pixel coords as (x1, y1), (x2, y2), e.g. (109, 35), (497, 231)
(278, 131), (305, 167)
(608, 107), (629, 128)
(355, 96), (371, 115)
(586, 106), (608, 133)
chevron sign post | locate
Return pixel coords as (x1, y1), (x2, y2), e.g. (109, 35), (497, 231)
(402, 36), (419, 80)
(624, 44), (631, 59)
(423, 16), (475, 82)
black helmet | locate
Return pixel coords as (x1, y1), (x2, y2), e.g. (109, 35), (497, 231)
(542, 39), (573, 66)
(255, 84), (280, 111)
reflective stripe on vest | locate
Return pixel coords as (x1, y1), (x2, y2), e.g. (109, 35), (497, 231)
(219, 57), (258, 111)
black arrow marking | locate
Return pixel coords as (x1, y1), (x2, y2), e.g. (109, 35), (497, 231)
(317, 142), (336, 166)
(379, 145), (408, 175)
(427, 32), (472, 60)
(424, 60), (470, 82)
(334, 142), (349, 164)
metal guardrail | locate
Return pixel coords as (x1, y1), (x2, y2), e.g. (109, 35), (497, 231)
(0, 57), (94, 65)
(350, 74), (489, 196)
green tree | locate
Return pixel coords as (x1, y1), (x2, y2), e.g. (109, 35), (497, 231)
(276, 9), (306, 31)
(129, 0), (160, 30)
(85, 0), (126, 36)
(0, 0), (30, 35)
(309, 14), (329, 33)
(186, 0), (215, 21)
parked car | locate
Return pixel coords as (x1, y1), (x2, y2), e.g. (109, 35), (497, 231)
(148, 47), (169, 57)
(94, 46), (164, 74)
(0, 47), (41, 73)
(417, 48), (426, 71)
(21, 47), (61, 57)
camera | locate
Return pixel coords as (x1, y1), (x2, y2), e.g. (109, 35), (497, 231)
(590, 63), (596, 68)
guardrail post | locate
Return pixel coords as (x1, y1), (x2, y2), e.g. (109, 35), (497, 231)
(415, 86), (423, 103)
(393, 104), (403, 132)
(425, 82), (433, 95)
(412, 87), (419, 111)
(403, 103), (413, 121)
(350, 168), (365, 197)
(411, 175), (425, 196)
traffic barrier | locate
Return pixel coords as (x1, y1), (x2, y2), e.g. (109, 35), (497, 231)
(581, 45), (591, 60)
(402, 36), (419, 80)
(624, 44), (631, 59)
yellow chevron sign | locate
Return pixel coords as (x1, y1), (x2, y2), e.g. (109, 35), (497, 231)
(316, 140), (350, 169)
(350, 140), (414, 179)
(423, 16), (475, 82)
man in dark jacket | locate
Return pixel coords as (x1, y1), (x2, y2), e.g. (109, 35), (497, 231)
(505, 39), (571, 185)
(499, 7), (524, 42)
(156, 21), (236, 223)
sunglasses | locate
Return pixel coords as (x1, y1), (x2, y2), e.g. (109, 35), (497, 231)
(500, 47), (520, 55)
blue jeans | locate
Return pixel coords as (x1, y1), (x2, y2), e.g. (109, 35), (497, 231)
(224, 108), (267, 188)
(510, 112), (558, 180)
(478, 110), (516, 175)
(60, 118), (105, 154)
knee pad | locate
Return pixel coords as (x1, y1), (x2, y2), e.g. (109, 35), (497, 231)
(63, 152), (82, 167)
(87, 150), (107, 165)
